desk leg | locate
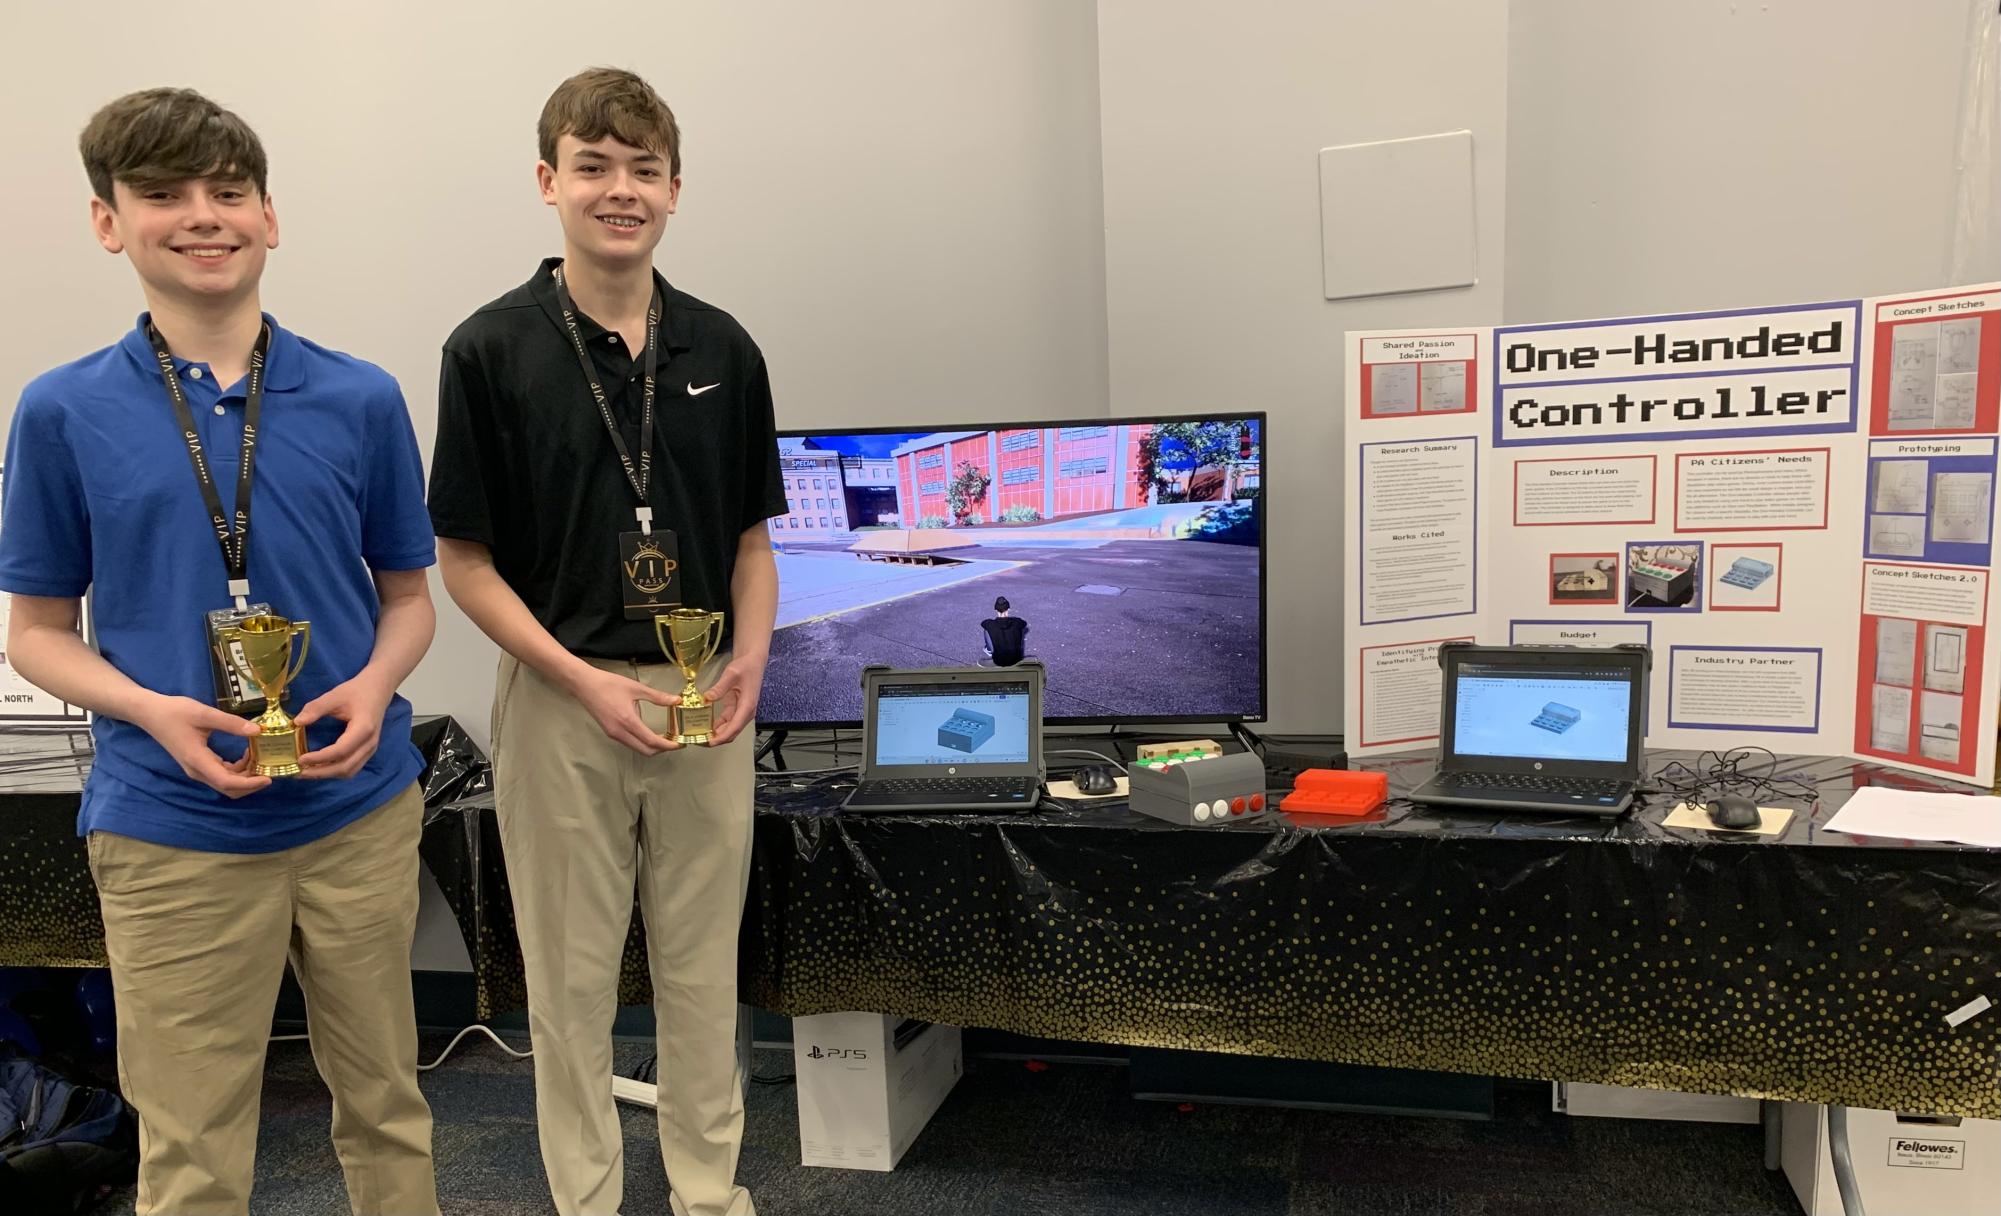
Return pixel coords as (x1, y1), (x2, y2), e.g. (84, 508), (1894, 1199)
(1761, 1099), (1780, 1170)
(1828, 1105), (1869, 1216)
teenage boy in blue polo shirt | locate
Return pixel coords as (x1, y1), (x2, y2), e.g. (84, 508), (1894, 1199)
(0, 89), (440, 1216)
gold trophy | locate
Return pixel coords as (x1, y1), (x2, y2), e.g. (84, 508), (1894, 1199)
(218, 612), (313, 776)
(656, 607), (725, 745)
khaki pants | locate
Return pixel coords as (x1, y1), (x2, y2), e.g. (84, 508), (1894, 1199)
(493, 653), (757, 1216)
(89, 782), (437, 1216)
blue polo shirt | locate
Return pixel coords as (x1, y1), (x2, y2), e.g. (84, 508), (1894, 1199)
(0, 314), (436, 853)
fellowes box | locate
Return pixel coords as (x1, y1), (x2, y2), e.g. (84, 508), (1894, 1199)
(793, 1011), (962, 1171)
(1782, 1103), (1999, 1216)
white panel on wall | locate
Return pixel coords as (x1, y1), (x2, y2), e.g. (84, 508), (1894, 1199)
(1320, 131), (1478, 301)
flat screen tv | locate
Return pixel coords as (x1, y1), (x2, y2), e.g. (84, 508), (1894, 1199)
(760, 413), (1266, 728)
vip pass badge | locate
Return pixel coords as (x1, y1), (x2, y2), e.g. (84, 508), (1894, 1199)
(628, 536), (675, 595)
(620, 528), (682, 617)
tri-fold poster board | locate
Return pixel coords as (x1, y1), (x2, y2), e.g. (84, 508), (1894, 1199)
(1342, 283), (2001, 785)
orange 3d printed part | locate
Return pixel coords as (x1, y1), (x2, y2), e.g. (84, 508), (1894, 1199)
(1278, 768), (1388, 816)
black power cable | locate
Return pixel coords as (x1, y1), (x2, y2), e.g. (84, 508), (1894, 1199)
(1650, 746), (1820, 809)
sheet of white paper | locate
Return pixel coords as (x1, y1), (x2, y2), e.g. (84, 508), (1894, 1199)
(1919, 690), (1963, 762)
(1869, 514), (1925, 557)
(1418, 361), (1466, 411)
(1888, 373), (1936, 429)
(1920, 690), (1962, 727)
(1823, 785), (2001, 848)
(1893, 322), (1940, 371)
(1934, 372), (1978, 429)
(1937, 318), (1980, 375)
(1925, 624), (1966, 693)
(1930, 472), (1993, 544)
(1370, 364), (1417, 413)
(1871, 683), (1911, 752)
(1871, 460), (1929, 514)
(1874, 617), (1917, 686)
(1888, 324), (1939, 430)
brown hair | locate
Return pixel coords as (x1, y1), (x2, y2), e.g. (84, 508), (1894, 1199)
(538, 68), (681, 178)
(79, 88), (268, 206)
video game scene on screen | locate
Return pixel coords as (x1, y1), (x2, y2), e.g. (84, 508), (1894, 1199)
(760, 416), (1264, 725)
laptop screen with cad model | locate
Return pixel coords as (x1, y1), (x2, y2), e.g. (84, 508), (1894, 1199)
(1447, 662), (1637, 768)
(871, 679), (1035, 768)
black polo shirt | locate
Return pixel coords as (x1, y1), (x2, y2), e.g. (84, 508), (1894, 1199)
(429, 257), (787, 659)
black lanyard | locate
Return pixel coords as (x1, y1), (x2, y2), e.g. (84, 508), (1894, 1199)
(551, 266), (663, 534)
(148, 322), (270, 607)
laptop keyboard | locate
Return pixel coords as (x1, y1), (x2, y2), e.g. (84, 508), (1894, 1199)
(853, 777), (1035, 799)
(1435, 771), (1629, 799)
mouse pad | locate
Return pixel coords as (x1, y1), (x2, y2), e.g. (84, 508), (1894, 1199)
(1665, 801), (1794, 836)
(1049, 776), (1130, 800)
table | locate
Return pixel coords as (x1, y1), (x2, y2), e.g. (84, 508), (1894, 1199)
(0, 717), (492, 968)
(738, 749), (2001, 1118)
(13, 733), (1998, 1117)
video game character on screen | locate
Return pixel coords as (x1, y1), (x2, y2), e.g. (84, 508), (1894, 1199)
(981, 597), (1029, 667)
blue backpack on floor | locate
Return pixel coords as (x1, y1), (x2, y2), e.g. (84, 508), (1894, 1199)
(0, 1046), (137, 1214)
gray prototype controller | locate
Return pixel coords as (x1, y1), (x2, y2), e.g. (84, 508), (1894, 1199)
(1127, 752), (1270, 825)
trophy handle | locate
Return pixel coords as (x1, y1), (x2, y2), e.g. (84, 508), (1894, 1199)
(284, 620), (313, 688)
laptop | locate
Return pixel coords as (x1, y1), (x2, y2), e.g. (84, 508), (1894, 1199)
(842, 663), (1046, 813)
(1408, 643), (1647, 817)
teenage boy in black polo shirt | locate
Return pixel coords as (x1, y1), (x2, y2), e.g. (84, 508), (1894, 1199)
(428, 68), (783, 1216)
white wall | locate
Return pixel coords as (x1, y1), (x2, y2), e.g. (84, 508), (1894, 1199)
(1506, 0), (1977, 324)
(1095, 0), (1975, 735)
(5, 2), (1985, 747)
(1096, 0), (1513, 733)
(0, 0), (1109, 743)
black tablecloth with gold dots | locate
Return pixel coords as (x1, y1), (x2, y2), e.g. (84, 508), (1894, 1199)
(738, 750), (2001, 1118)
(0, 716), (492, 967)
(7, 731), (1999, 1117)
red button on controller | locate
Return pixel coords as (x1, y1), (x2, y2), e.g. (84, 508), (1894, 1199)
(1231, 797), (1246, 815)
(1249, 793), (1265, 811)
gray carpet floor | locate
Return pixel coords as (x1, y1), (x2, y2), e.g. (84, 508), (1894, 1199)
(90, 1034), (1806, 1215)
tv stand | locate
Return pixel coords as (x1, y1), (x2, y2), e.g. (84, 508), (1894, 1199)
(755, 728), (789, 772)
(1227, 721), (1265, 755)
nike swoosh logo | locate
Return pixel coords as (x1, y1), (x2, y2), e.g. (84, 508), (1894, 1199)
(687, 382), (721, 396)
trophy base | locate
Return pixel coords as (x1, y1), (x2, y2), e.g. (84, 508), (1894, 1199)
(668, 701), (714, 747)
(251, 722), (302, 777)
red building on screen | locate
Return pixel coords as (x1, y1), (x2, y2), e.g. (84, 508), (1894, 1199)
(890, 424), (1257, 526)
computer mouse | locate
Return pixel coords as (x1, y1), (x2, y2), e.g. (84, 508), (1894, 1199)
(1074, 765), (1119, 795)
(1705, 793), (1760, 830)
